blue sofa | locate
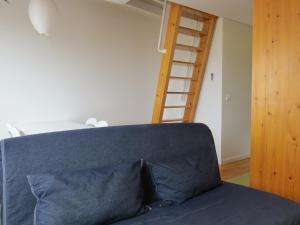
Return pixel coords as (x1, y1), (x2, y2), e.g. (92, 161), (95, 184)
(1, 123), (300, 225)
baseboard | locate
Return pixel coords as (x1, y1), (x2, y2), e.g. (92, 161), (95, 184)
(221, 153), (250, 165)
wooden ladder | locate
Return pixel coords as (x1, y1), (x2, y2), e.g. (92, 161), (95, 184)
(152, 3), (217, 123)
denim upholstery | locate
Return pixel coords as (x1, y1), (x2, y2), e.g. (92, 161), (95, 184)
(1, 123), (300, 225)
(146, 151), (222, 206)
(113, 183), (300, 225)
(0, 123), (217, 225)
(28, 161), (143, 225)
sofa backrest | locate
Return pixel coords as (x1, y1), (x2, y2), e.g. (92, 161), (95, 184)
(0, 123), (219, 225)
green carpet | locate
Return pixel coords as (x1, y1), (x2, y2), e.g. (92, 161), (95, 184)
(227, 173), (250, 187)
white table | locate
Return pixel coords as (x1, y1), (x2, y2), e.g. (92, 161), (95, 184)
(13, 121), (92, 136)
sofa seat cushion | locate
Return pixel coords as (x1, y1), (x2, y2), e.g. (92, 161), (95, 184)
(113, 183), (300, 225)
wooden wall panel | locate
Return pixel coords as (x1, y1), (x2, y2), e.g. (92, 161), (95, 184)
(251, 0), (300, 202)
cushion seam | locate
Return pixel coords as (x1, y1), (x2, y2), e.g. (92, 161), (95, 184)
(147, 163), (162, 201)
(1, 140), (7, 225)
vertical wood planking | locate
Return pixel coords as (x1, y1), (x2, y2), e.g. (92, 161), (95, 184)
(152, 4), (182, 123)
(251, 0), (300, 202)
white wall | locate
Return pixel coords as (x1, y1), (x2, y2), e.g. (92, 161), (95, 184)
(195, 18), (223, 162)
(221, 19), (252, 163)
(196, 18), (252, 164)
(0, 1), (252, 164)
(0, 0), (161, 138)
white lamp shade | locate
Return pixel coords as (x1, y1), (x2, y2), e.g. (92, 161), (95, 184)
(29, 0), (58, 36)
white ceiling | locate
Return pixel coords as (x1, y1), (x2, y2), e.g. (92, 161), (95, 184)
(171, 0), (252, 25)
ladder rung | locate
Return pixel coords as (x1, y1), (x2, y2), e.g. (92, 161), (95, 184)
(169, 76), (196, 81)
(178, 26), (206, 37)
(162, 118), (184, 123)
(152, 5), (216, 124)
(167, 91), (193, 95)
(164, 105), (190, 109)
(173, 60), (196, 66)
(176, 44), (202, 52)
(181, 7), (211, 21)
